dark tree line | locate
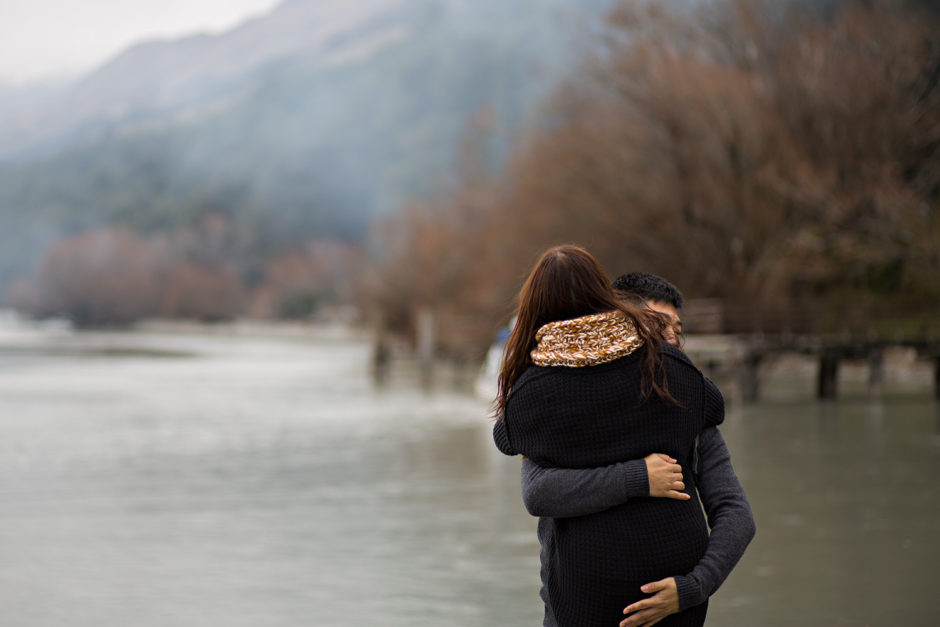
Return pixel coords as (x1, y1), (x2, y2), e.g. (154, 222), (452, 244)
(365, 0), (940, 356)
(7, 216), (362, 327)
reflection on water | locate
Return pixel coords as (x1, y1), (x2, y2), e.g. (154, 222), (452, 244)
(0, 330), (937, 626)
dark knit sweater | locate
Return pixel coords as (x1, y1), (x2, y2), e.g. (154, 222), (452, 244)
(496, 343), (724, 626)
(518, 426), (756, 626)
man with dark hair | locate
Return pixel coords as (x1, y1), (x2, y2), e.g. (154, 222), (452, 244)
(613, 272), (684, 348)
(515, 274), (754, 627)
(613, 272), (684, 310)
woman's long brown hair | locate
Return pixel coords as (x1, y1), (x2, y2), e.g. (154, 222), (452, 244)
(496, 245), (673, 416)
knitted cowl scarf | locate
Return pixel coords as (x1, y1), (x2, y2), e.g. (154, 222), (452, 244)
(530, 310), (644, 367)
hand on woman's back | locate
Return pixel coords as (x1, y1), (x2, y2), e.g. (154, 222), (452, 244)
(645, 453), (690, 501)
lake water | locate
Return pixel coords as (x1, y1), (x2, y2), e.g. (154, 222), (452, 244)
(0, 328), (937, 626)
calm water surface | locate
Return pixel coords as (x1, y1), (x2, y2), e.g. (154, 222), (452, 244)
(0, 329), (937, 626)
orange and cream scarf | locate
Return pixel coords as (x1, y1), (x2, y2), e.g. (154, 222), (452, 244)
(530, 311), (644, 367)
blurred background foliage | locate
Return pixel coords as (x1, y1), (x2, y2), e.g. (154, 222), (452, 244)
(1, 0), (937, 358)
(367, 0), (940, 358)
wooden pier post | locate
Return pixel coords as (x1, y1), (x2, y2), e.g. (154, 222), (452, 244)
(817, 351), (840, 399)
(867, 347), (884, 398)
(739, 350), (763, 402)
(371, 315), (390, 387)
(934, 355), (940, 401)
(416, 307), (435, 389)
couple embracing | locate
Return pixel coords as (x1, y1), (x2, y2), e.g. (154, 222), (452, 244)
(493, 245), (755, 627)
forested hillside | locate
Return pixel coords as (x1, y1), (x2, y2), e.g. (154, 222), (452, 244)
(0, 0), (614, 320)
(368, 0), (940, 357)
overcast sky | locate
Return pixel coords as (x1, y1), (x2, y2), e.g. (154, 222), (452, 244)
(0, 0), (282, 85)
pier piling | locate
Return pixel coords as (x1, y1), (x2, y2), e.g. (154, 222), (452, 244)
(867, 348), (884, 398)
(817, 351), (840, 399)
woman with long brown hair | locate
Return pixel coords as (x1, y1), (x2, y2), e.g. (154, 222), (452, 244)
(493, 245), (725, 626)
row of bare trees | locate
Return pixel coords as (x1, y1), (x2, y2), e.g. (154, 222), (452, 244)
(8, 216), (362, 327)
(7, 1), (936, 343)
(365, 0), (940, 356)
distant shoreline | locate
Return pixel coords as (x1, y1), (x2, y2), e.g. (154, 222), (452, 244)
(0, 313), (368, 359)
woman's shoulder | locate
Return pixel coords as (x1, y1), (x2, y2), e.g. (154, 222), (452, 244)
(659, 342), (702, 374)
(507, 354), (643, 407)
(659, 343), (712, 397)
(504, 366), (554, 413)
(659, 344), (726, 424)
(509, 365), (557, 394)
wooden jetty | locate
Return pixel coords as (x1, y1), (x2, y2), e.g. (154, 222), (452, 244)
(696, 334), (940, 401)
(681, 298), (940, 401)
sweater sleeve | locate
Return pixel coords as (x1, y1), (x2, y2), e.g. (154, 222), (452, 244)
(492, 419), (516, 456)
(673, 427), (756, 610)
(703, 377), (725, 427)
(520, 457), (649, 518)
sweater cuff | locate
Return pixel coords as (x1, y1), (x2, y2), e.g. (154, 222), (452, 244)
(623, 459), (650, 498)
(674, 574), (706, 611)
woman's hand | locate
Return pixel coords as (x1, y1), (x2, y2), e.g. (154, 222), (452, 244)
(620, 578), (680, 627)
(644, 454), (689, 500)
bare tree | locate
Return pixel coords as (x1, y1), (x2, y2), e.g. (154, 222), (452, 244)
(367, 0), (939, 350)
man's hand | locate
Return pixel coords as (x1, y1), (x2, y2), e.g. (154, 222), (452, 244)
(620, 578), (680, 627)
(644, 454), (689, 500)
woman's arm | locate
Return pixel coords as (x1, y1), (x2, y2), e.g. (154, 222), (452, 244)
(492, 419), (515, 456)
(703, 377), (725, 427)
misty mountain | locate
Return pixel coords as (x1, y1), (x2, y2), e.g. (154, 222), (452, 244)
(0, 0), (414, 160)
(0, 0), (615, 294)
